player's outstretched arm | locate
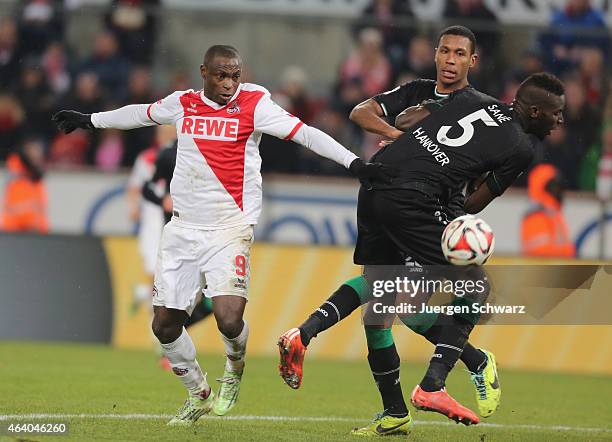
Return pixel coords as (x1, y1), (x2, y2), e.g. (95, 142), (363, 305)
(292, 124), (395, 185)
(350, 98), (403, 140)
(255, 93), (395, 184)
(53, 91), (184, 133)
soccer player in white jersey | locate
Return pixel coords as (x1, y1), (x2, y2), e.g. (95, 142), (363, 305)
(53, 45), (393, 426)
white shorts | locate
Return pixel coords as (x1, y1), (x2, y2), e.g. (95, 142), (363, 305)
(152, 220), (254, 313)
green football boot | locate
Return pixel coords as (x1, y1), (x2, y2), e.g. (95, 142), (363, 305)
(470, 349), (501, 417)
(167, 388), (215, 426)
(350, 411), (412, 437)
(212, 364), (244, 416)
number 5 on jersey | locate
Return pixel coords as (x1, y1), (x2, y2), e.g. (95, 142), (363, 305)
(437, 108), (499, 147)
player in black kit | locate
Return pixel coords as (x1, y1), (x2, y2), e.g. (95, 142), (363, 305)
(142, 142), (177, 224)
(280, 69), (564, 432)
(280, 26), (500, 435)
(356, 72), (564, 425)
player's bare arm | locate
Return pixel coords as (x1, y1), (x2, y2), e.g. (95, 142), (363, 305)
(349, 98), (404, 140)
(464, 183), (496, 214)
(395, 105), (431, 131)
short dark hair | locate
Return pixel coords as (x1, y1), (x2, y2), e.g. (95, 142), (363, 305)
(203, 45), (241, 67)
(517, 72), (565, 98)
(438, 25), (477, 54)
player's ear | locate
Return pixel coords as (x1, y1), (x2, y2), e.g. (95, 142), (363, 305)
(200, 63), (207, 79)
(529, 105), (540, 119)
(469, 53), (477, 68)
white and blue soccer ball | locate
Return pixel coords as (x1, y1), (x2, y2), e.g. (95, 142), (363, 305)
(441, 215), (495, 265)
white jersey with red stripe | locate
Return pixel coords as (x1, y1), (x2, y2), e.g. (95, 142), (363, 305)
(92, 82), (358, 230)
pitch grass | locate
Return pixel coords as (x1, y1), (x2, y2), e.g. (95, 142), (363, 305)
(0, 342), (611, 441)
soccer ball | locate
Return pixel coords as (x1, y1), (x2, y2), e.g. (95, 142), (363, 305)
(441, 215), (495, 265)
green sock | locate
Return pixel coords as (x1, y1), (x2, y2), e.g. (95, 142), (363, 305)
(364, 326), (394, 350)
(344, 275), (373, 305)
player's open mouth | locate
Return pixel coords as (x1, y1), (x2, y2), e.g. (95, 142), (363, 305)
(441, 70), (456, 79)
(220, 94), (232, 100)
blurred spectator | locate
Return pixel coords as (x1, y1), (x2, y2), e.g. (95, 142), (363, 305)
(0, 94), (24, 160)
(47, 131), (89, 167)
(0, 18), (21, 91)
(78, 31), (131, 101)
(300, 104), (358, 175)
(95, 129), (124, 171)
(41, 42), (71, 95)
(465, 44), (499, 96)
(105, 0), (160, 65)
(15, 0), (64, 56)
(499, 73), (521, 105)
(358, 0), (414, 67)
(59, 71), (105, 115)
(16, 57), (55, 138)
(562, 75), (601, 162)
(510, 49), (545, 84)
(167, 70), (191, 94)
(521, 164), (575, 258)
(500, 49), (545, 103)
(312, 104), (358, 150)
(538, 0), (609, 75)
(336, 28), (392, 115)
(596, 126), (612, 201)
(538, 126), (580, 190)
(394, 34), (436, 82)
(1, 137), (48, 233)
(53, 72), (106, 165)
(272, 66), (319, 124)
(121, 66), (155, 167)
(577, 47), (606, 106)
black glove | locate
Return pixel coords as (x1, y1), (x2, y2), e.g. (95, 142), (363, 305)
(52, 110), (94, 134)
(349, 158), (396, 188)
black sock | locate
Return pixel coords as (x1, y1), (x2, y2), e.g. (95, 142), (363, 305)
(185, 301), (212, 328)
(299, 284), (361, 346)
(368, 344), (408, 417)
(420, 317), (474, 392)
(461, 345), (487, 372)
(422, 326), (486, 373)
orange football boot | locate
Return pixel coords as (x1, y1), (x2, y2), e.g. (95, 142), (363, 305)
(411, 385), (480, 425)
(278, 328), (307, 389)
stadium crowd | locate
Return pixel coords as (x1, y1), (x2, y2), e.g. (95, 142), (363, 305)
(0, 0), (610, 193)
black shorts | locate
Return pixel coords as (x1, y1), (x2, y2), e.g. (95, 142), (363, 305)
(354, 186), (461, 265)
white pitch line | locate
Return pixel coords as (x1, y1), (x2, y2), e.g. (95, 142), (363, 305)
(0, 414), (610, 434)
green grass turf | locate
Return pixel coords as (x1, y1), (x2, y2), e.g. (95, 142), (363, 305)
(0, 341), (611, 441)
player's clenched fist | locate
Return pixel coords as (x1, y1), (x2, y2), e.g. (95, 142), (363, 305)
(52, 110), (94, 134)
(349, 158), (396, 187)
